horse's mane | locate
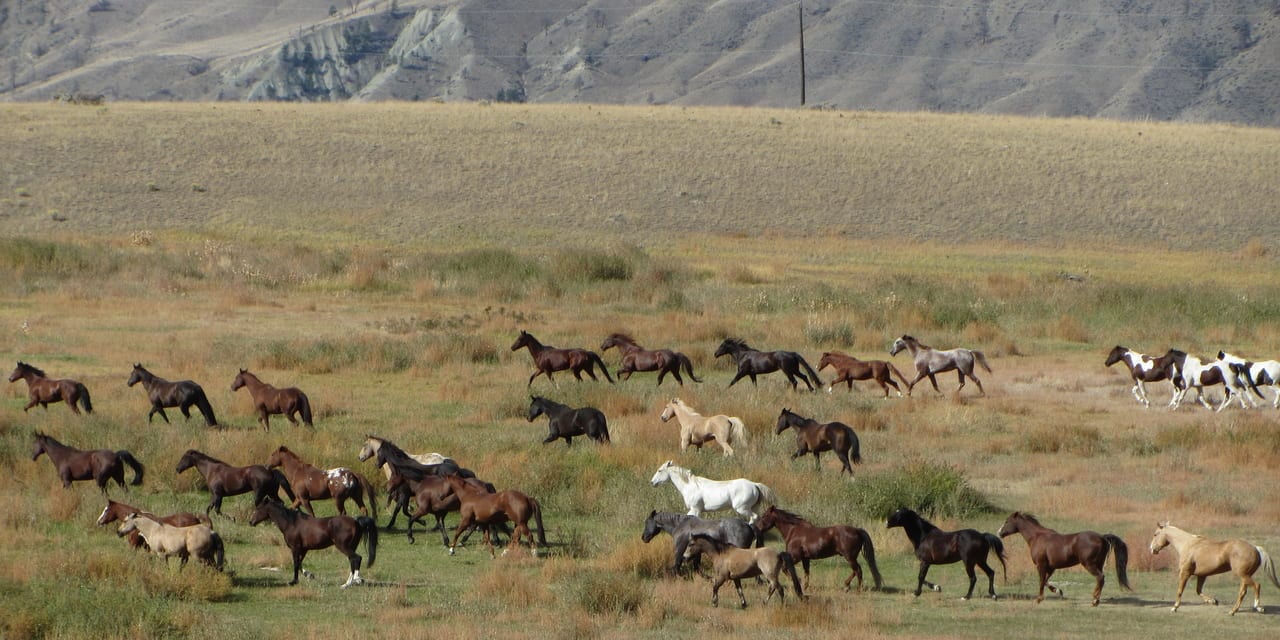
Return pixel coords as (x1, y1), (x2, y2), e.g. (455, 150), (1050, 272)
(1013, 511), (1041, 526)
(531, 396), (567, 410)
(182, 449), (224, 465)
(606, 332), (637, 344)
(16, 361), (46, 377)
(374, 436), (466, 481)
(721, 338), (748, 349)
(33, 431), (59, 445)
(688, 533), (729, 551)
(650, 511), (694, 528)
(766, 507), (812, 527)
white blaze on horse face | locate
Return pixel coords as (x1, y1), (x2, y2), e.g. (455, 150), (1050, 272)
(97, 505), (112, 526)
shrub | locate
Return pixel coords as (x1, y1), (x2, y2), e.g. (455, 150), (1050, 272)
(567, 568), (649, 615)
(850, 460), (993, 520)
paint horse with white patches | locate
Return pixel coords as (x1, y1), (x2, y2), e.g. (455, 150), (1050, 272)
(1217, 351), (1280, 409)
(1170, 352), (1263, 411)
(649, 461), (775, 524)
(1103, 346), (1185, 408)
(267, 446), (376, 518)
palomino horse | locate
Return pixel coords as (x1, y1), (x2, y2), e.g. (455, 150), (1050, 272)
(1170, 352), (1263, 411)
(599, 333), (702, 386)
(660, 398), (747, 457)
(754, 506), (882, 592)
(117, 513), (224, 571)
(175, 449), (295, 517)
(527, 396), (611, 446)
(230, 369), (313, 430)
(818, 351), (911, 397)
(357, 435), (451, 482)
(887, 507), (1006, 600)
(890, 335), (991, 396)
(774, 408), (861, 475)
(127, 364), (218, 427)
(267, 446), (377, 518)
(9, 362), (93, 414)
(649, 461), (775, 523)
(444, 473), (547, 558)
(97, 499), (210, 551)
(1149, 522), (1280, 614)
(641, 510), (758, 576)
(684, 534), (804, 608)
(510, 330), (614, 387)
(32, 432), (144, 493)
(249, 498), (378, 588)
(997, 512), (1131, 606)
(1219, 351), (1280, 408)
(1103, 346), (1186, 408)
(713, 338), (822, 391)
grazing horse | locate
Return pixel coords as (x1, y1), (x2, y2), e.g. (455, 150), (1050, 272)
(97, 499), (211, 551)
(249, 499), (377, 588)
(443, 473), (546, 558)
(1218, 351), (1280, 409)
(684, 534), (804, 608)
(267, 446), (376, 518)
(230, 369), (313, 430)
(754, 506), (882, 592)
(1103, 346), (1186, 408)
(127, 364), (218, 427)
(600, 333), (702, 386)
(1170, 352), (1263, 411)
(660, 398), (747, 457)
(890, 335), (991, 396)
(117, 513), (224, 571)
(713, 338), (822, 391)
(357, 435), (452, 482)
(886, 507), (1006, 600)
(649, 461), (775, 524)
(390, 473), (508, 546)
(510, 330), (614, 387)
(526, 396), (611, 446)
(642, 510), (758, 577)
(774, 408), (861, 475)
(818, 351), (911, 397)
(175, 449), (295, 517)
(9, 362), (93, 414)
(997, 512), (1131, 605)
(1150, 522), (1280, 615)
(31, 432), (144, 493)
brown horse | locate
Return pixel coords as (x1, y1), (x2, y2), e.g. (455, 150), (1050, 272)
(444, 473), (546, 558)
(774, 408), (861, 475)
(890, 335), (991, 396)
(887, 507), (1007, 600)
(97, 499), (211, 551)
(117, 513), (225, 571)
(1150, 522), (1280, 614)
(684, 534), (805, 608)
(266, 446), (376, 518)
(1103, 346), (1186, 408)
(127, 364), (218, 427)
(511, 330), (614, 387)
(714, 338), (822, 391)
(600, 333), (702, 386)
(753, 506), (882, 592)
(9, 362), (93, 414)
(818, 351), (911, 397)
(249, 498), (378, 588)
(31, 432), (144, 493)
(388, 473), (508, 547)
(997, 512), (1131, 605)
(175, 449), (295, 517)
(231, 369), (313, 430)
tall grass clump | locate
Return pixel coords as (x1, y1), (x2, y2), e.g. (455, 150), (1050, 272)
(260, 336), (420, 373)
(550, 249), (635, 282)
(850, 460), (994, 519)
(565, 568), (650, 615)
(0, 238), (123, 281)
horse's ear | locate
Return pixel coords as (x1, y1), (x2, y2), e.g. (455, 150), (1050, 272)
(648, 509), (657, 517)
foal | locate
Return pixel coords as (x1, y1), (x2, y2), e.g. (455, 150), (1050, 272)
(683, 535), (804, 608)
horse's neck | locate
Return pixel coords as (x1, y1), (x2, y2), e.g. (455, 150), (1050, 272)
(900, 518), (930, 545)
(40, 437), (71, 457)
(1162, 527), (1198, 549)
(241, 374), (267, 390)
(675, 405), (701, 422)
(656, 512), (692, 530)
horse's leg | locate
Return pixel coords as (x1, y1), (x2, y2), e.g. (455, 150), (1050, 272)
(179, 402), (193, 420)
(1035, 566), (1054, 603)
(149, 406), (169, 424)
(727, 371), (748, 387)
(435, 514), (450, 547)
(1228, 575), (1253, 615)
(1087, 563), (1105, 606)
(962, 561), (978, 600)
(341, 547), (363, 588)
(710, 576), (724, 607)
(969, 371), (986, 396)
(977, 558), (997, 599)
(836, 447), (852, 475)
(1171, 569), (1192, 611)
(290, 548), (306, 585)
(449, 514), (474, 555)
(801, 558), (812, 590)
(955, 370), (967, 393)
(527, 370), (541, 388)
(258, 409), (270, 431)
(733, 578), (748, 609)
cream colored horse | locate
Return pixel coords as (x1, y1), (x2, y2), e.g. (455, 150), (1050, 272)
(683, 535), (804, 608)
(1150, 522), (1280, 614)
(117, 513), (224, 570)
(357, 436), (451, 481)
(659, 398), (747, 457)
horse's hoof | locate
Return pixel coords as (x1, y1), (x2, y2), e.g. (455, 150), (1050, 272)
(960, 597), (969, 601)
(1255, 606), (1264, 613)
(1170, 607), (1178, 613)
(932, 585), (943, 592)
(448, 547), (456, 556)
(990, 594), (998, 601)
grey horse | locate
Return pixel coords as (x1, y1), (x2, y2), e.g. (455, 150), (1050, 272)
(641, 510), (757, 576)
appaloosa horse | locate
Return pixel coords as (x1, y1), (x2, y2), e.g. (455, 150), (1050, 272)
(267, 446), (376, 518)
(511, 330), (614, 387)
(9, 362), (93, 414)
(128, 364), (218, 427)
(600, 333), (702, 386)
(890, 335), (991, 396)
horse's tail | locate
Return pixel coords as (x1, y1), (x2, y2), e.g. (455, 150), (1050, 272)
(973, 351), (993, 374)
(779, 551), (805, 600)
(78, 383), (93, 413)
(729, 417), (748, 448)
(192, 388), (218, 427)
(677, 353), (703, 383)
(117, 450), (145, 486)
(298, 392), (314, 427)
(1257, 546), (1280, 589)
(532, 497), (548, 546)
(797, 356), (823, 390)
(888, 363), (912, 392)
(356, 472), (378, 520)
(1103, 534), (1132, 591)
(860, 528), (884, 589)
(847, 427), (862, 465)
(273, 469), (297, 502)
(985, 533), (1008, 582)
(356, 516), (378, 568)
(1242, 366), (1265, 399)
(755, 483), (777, 510)
(589, 351), (615, 383)
(209, 531), (226, 571)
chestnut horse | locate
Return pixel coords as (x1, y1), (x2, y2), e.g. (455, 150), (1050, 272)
(890, 335), (991, 396)
(388, 473), (508, 546)
(249, 498), (378, 588)
(818, 351), (911, 397)
(774, 408), (860, 475)
(684, 534), (804, 608)
(997, 512), (1131, 605)
(1150, 522), (1280, 614)
(127, 364), (218, 427)
(97, 499), (211, 551)
(887, 507), (1006, 600)
(230, 369), (313, 430)
(9, 362), (93, 414)
(117, 513), (224, 571)
(1103, 346), (1185, 408)
(175, 449), (295, 517)
(753, 506), (881, 592)
(267, 446), (377, 518)
(32, 432), (144, 493)
(510, 330), (614, 387)
(714, 338), (822, 391)
(444, 473), (546, 558)
(600, 333), (701, 386)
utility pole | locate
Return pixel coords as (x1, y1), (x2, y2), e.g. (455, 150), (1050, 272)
(798, 1), (806, 106)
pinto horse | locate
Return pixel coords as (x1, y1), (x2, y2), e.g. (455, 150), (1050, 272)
(9, 362), (93, 414)
(997, 512), (1131, 606)
(1103, 346), (1186, 408)
(97, 499), (211, 551)
(642, 510), (758, 577)
(818, 351), (911, 397)
(684, 535), (804, 608)
(660, 398), (747, 457)
(600, 333), (702, 386)
(774, 408), (860, 475)
(175, 449), (295, 517)
(128, 364), (217, 427)
(650, 461), (775, 524)
(1219, 351), (1280, 408)
(249, 499), (378, 588)
(511, 330), (614, 387)
(887, 507), (1006, 600)
(32, 432), (144, 493)
(117, 513), (225, 571)
(1150, 522), (1280, 615)
(527, 396), (611, 446)
(267, 446), (376, 518)
(444, 473), (547, 558)
(753, 506), (881, 592)
(230, 369), (313, 430)
(1171, 352), (1263, 412)
(890, 335), (991, 396)
(714, 338), (821, 391)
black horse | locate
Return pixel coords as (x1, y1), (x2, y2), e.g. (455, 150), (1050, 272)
(713, 338), (822, 391)
(526, 396), (610, 446)
(127, 364), (218, 427)
(886, 507), (1007, 600)
(641, 510), (758, 576)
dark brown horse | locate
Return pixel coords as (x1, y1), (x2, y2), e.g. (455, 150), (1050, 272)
(1103, 346), (1186, 408)
(388, 473), (508, 546)
(527, 396), (611, 446)
(32, 432), (144, 493)
(249, 498), (378, 587)
(818, 351), (911, 397)
(9, 362), (93, 414)
(713, 338), (822, 391)
(444, 473), (547, 558)
(511, 330), (614, 387)
(231, 369), (313, 430)
(370, 435), (479, 530)
(127, 364), (218, 427)
(774, 408), (861, 475)
(887, 507), (1007, 600)
(890, 335), (991, 396)
(997, 512), (1131, 606)
(97, 499), (211, 551)
(600, 333), (701, 386)
(753, 506), (882, 592)
(266, 446), (376, 518)
(175, 449), (295, 517)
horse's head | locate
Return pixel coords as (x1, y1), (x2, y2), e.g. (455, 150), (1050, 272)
(1149, 522), (1173, 554)
(753, 506), (779, 532)
(126, 364), (146, 387)
(649, 461), (675, 486)
(266, 447), (289, 468)
(886, 508), (913, 529)
(527, 396), (545, 422)
(997, 511), (1027, 538)
(640, 510), (661, 543)
(175, 449), (200, 473)
(230, 369), (248, 391)
(116, 513), (140, 537)
(357, 438), (378, 462)
(9, 362), (31, 383)
(774, 408), (796, 434)
(889, 336), (911, 356)
(659, 401), (678, 422)
(247, 500), (273, 527)
(684, 534), (724, 558)
(510, 330), (533, 352)
(713, 339), (743, 358)
(97, 500), (127, 526)
(1103, 346), (1129, 367)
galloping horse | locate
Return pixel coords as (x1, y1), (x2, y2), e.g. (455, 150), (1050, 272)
(818, 351), (910, 397)
(369, 436), (478, 530)
(117, 513), (224, 571)
(510, 330), (614, 387)
(1170, 352), (1263, 411)
(887, 507), (1006, 600)
(97, 499), (210, 551)
(357, 435), (452, 482)
(600, 333), (701, 386)
(649, 461), (775, 523)
(527, 396), (611, 446)
(1150, 522), (1280, 614)
(997, 512), (1131, 605)
(267, 446), (376, 518)
(714, 338), (822, 391)
(230, 369), (313, 430)
(1103, 346), (1185, 408)
(754, 506), (882, 592)
(1219, 351), (1280, 408)
(175, 449), (295, 517)
(890, 335), (991, 396)
(32, 432), (144, 493)
(444, 473), (547, 558)
(249, 498), (378, 588)
(774, 408), (860, 475)
(9, 362), (93, 414)
(127, 364), (217, 427)
(660, 398), (747, 457)
(641, 510), (758, 576)
(684, 535), (804, 608)
(390, 472), (508, 546)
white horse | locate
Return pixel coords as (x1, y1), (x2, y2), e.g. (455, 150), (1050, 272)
(660, 398), (748, 457)
(649, 461), (775, 523)
(357, 436), (451, 481)
(1172, 353), (1262, 412)
(1218, 351), (1280, 409)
